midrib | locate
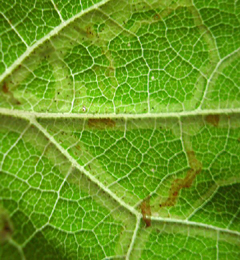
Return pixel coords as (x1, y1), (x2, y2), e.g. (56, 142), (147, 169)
(0, 107), (239, 119)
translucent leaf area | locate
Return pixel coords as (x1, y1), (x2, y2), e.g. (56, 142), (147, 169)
(0, 0), (240, 259)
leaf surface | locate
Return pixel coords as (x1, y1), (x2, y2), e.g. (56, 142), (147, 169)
(0, 0), (240, 259)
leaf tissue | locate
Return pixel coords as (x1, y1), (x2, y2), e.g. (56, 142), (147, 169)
(0, 0), (240, 259)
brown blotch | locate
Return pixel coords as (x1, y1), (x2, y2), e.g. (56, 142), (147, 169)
(206, 114), (220, 127)
(88, 118), (116, 129)
(0, 212), (13, 243)
(76, 145), (81, 150)
(160, 151), (202, 208)
(141, 197), (151, 228)
(154, 13), (161, 20)
(2, 82), (21, 105)
(2, 82), (9, 93)
(1, 220), (13, 239)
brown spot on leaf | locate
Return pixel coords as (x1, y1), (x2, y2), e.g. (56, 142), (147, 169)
(206, 114), (220, 127)
(86, 26), (94, 38)
(2, 82), (9, 93)
(154, 13), (161, 20)
(141, 197), (151, 228)
(88, 118), (116, 129)
(2, 82), (21, 105)
(76, 145), (81, 151)
(0, 210), (13, 243)
(160, 151), (202, 208)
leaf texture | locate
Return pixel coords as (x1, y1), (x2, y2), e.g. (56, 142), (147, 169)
(0, 0), (240, 259)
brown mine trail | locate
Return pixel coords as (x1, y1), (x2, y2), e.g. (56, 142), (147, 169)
(88, 118), (116, 129)
(205, 114), (220, 127)
(2, 82), (9, 93)
(141, 196), (151, 228)
(160, 151), (202, 208)
(2, 82), (21, 105)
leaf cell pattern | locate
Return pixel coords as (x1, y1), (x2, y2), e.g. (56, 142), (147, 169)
(0, 0), (240, 259)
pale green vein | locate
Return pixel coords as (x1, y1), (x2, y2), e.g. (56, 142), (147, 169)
(29, 117), (140, 217)
(50, 0), (64, 22)
(198, 47), (240, 109)
(0, 0), (111, 83)
(126, 216), (141, 260)
(0, 12), (29, 48)
(150, 216), (240, 236)
(8, 238), (26, 260)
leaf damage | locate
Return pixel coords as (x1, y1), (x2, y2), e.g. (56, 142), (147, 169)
(205, 114), (220, 127)
(141, 196), (151, 227)
(1, 82), (21, 105)
(2, 82), (9, 93)
(160, 151), (202, 208)
(0, 208), (13, 243)
(88, 118), (116, 129)
(86, 25), (96, 39)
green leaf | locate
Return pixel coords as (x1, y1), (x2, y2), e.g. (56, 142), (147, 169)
(0, 0), (240, 259)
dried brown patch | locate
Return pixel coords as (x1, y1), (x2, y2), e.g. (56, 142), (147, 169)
(2, 82), (9, 93)
(2, 82), (21, 105)
(0, 211), (13, 243)
(15, 100), (21, 105)
(88, 118), (116, 129)
(141, 197), (151, 228)
(160, 151), (202, 208)
(206, 114), (220, 127)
